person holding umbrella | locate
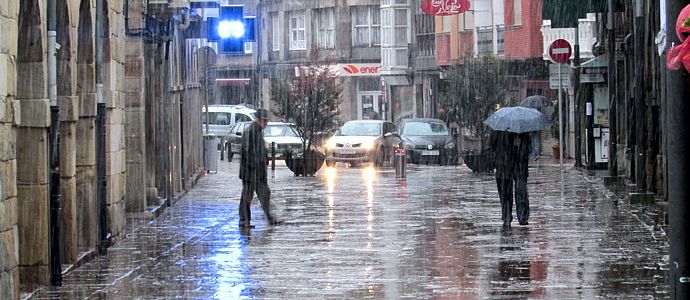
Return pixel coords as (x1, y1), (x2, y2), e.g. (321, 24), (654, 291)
(484, 106), (551, 227)
(519, 95), (552, 161)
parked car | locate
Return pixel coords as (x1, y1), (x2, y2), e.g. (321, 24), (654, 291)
(201, 104), (256, 139)
(226, 121), (304, 161)
(324, 120), (400, 168)
(225, 121), (253, 161)
(263, 122), (304, 159)
(398, 118), (456, 165)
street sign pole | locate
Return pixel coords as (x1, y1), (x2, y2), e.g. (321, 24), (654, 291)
(558, 63), (564, 169)
(549, 39), (572, 170)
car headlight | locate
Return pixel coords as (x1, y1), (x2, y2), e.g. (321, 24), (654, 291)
(325, 139), (337, 149)
(445, 142), (455, 149)
(362, 140), (374, 150)
(403, 143), (415, 150)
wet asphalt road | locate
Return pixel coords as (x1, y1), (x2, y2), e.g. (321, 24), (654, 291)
(30, 157), (668, 299)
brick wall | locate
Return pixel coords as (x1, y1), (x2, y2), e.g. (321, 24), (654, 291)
(503, 0), (543, 58)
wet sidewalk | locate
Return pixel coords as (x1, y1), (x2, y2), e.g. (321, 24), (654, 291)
(29, 158), (668, 299)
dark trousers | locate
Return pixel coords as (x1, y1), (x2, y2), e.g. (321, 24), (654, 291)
(496, 176), (529, 224)
(239, 180), (274, 226)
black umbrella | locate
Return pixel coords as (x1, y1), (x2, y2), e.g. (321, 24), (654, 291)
(519, 95), (551, 112)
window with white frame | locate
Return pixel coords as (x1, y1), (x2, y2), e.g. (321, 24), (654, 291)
(289, 12), (306, 50)
(513, 0), (522, 25)
(244, 41), (253, 54)
(272, 13), (280, 51)
(352, 6), (380, 47)
(316, 8), (335, 49)
(381, 0), (409, 68)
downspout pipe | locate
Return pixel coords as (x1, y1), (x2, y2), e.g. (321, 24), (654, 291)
(95, 0), (109, 255)
(47, 0), (62, 287)
(633, 0), (646, 192)
(607, 0), (618, 177)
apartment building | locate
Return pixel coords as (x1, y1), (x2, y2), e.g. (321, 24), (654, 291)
(257, 0), (382, 122)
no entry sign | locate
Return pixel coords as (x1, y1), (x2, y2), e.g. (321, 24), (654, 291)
(548, 39), (572, 64)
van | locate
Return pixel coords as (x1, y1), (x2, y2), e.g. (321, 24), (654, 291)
(201, 104), (256, 138)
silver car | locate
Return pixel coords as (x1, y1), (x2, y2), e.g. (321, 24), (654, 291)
(226, 122), (303, 161)
(324, 120), (400, 168)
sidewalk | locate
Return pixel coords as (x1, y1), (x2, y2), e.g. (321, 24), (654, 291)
(28, 158), (668, 299)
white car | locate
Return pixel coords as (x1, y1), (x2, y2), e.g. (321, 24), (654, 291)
(201, 104), (256, 138)
(263, 122), (304, 159)
(226, 122), (304, 161)
(324, 120), (400, 168)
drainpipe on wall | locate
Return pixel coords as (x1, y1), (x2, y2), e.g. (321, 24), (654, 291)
(634, 0), (646, 192)
(95, 0), (109, 255)
(163, 21), (172, 207)
(607, 0), (618, 177)
(48, 0), (63, 287)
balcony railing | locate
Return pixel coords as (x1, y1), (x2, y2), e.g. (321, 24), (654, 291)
(541, 13), (597, 61)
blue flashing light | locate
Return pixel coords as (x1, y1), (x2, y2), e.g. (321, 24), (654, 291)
(217, 20), (245, 39)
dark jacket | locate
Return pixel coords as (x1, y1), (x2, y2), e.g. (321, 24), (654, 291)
(488, 131), (531, 179)
(239, 121), (268, 182)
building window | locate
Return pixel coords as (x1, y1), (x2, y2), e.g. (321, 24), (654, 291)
(513, 0), (522, 25)
(245, 41), (253, 54)
(415, 5), (435, 57)
(477, 26), (493, 56)
(352, 6), (380, 47)
(496, 25), (504, 55)
(272, 13), (280, 51)
(315, 8), (335, 49)
(289, 13), (306, 50)
(381, 0), (409, 68)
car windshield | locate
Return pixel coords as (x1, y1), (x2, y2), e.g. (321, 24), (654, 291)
(264, 124), (300, 137)
(402, 122), (449, 136)
(337, 122), (381, 136)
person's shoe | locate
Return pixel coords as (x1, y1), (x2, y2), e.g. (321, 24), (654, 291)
(519, 220), (529, 226)
(502, 220), (511, 228)
(240, 224), (255, 229)
(532, 155), (539, 161)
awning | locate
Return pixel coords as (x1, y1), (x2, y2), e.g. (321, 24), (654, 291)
(542, 0), (609, 28)
(381, 75), (410, 86)
(580, 55), (608, 69)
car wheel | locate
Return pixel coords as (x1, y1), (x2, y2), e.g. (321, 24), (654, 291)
(375, 147), (385, 168)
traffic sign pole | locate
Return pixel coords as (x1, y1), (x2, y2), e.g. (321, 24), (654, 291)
(558, 63), (564, 169)
(548, 39), (572, 169)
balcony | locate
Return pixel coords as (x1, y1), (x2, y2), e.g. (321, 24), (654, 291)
(541, 13), (597, 61)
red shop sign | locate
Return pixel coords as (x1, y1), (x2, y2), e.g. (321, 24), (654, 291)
(420, 0), (470, 16)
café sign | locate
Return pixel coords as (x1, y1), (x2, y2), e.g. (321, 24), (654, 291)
(421, 0), (471, 16)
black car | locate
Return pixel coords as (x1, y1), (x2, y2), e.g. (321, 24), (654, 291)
(398, 118), (457, 165)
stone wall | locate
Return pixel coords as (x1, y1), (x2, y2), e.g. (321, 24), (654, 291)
(0, 0), (19, 298)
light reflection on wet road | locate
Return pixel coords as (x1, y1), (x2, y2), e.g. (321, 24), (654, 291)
(31, 160), (668, 299)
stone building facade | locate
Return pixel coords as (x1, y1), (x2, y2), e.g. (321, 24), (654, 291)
(0, 0), (204, 298)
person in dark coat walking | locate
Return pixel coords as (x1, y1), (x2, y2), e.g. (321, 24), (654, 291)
(239, 109), (279, 228)
(488, 130), (532, 227)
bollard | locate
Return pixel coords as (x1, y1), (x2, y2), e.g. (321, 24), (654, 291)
(271, 142), (276, 171)
(395, 149), (406, 178)
(220, 137), (225, 161)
